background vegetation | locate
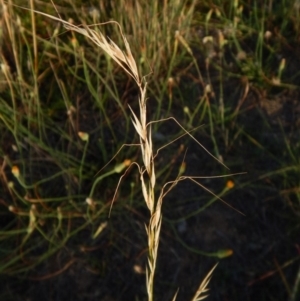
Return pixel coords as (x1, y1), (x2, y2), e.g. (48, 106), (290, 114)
(0, 0), (299, 300)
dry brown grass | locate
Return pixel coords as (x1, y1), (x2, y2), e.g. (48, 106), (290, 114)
(12, 1), (228, 300)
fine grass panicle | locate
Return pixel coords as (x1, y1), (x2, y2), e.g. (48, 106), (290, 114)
(16, 2), (223, 300)
(1, 1), (300, 301)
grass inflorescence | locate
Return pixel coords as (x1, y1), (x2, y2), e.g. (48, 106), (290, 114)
(0, 0), (300, 301)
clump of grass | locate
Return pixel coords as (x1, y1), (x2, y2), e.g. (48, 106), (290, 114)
(0, 0), (115, 278)
(1, 1), (300, 300)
